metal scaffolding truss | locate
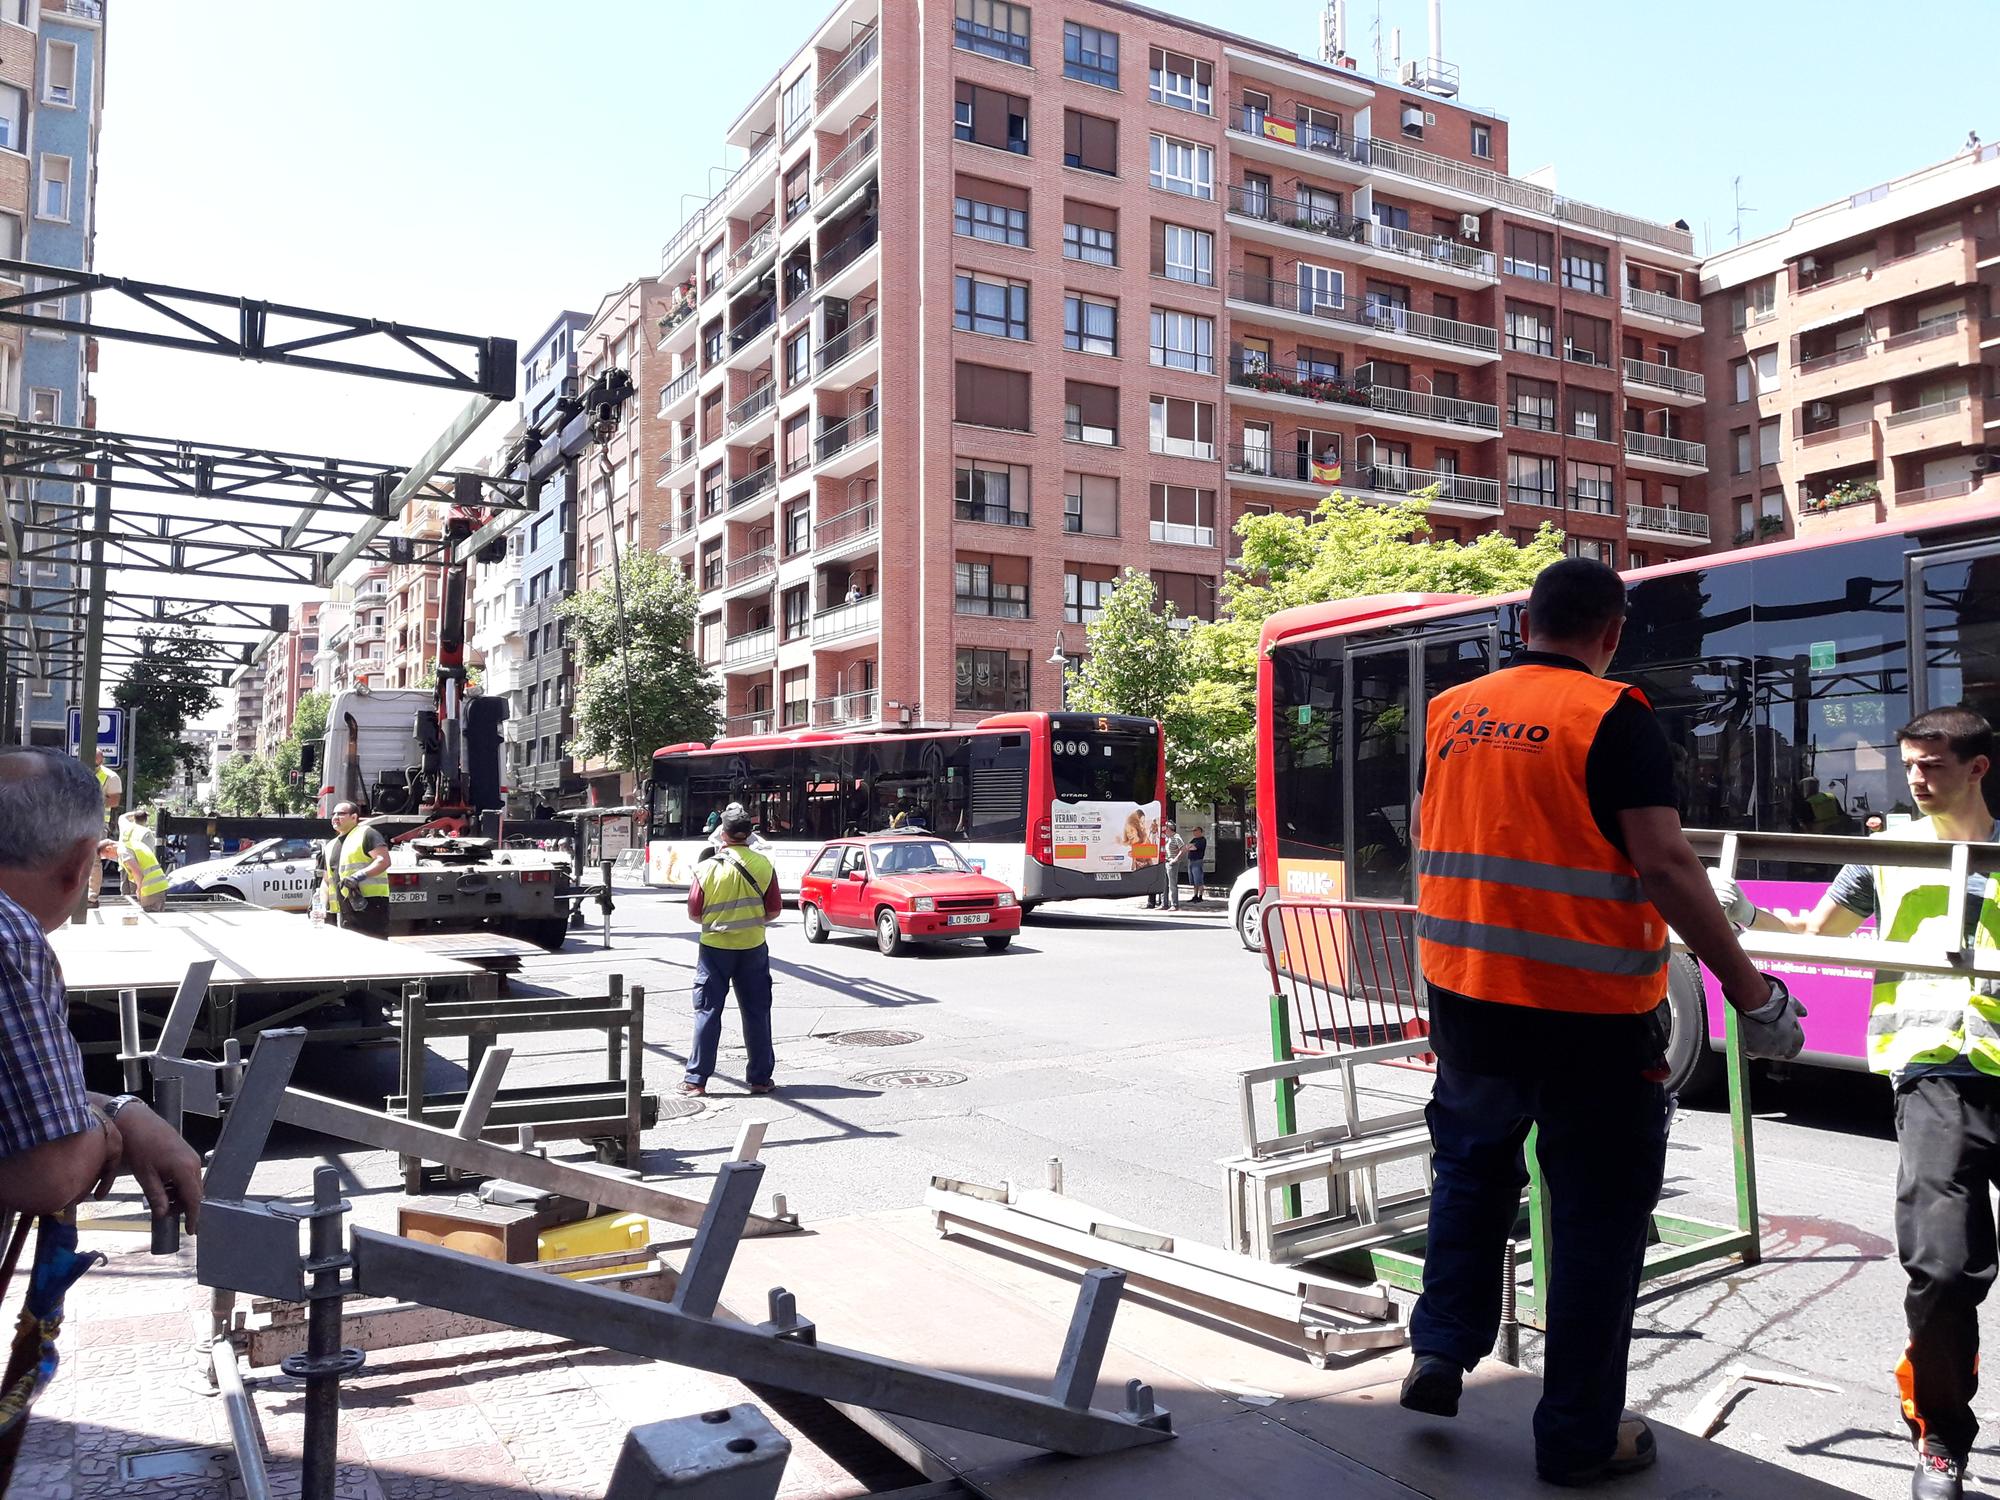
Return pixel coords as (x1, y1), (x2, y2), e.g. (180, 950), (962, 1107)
(0, 259), (518, 401)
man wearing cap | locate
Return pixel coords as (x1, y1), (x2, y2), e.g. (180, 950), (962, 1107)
(682, 810), (781, 1097)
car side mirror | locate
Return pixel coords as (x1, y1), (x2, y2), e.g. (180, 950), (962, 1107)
(846, 868), (866, 881)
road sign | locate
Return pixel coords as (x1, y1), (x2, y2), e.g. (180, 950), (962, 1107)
(67, 706), (124, 766)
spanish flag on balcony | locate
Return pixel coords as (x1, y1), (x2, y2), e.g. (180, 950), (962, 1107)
(1310, 458), (1343, 485)
(1260, 116), (1298, 145)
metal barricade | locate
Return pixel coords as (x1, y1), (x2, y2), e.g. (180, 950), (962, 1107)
(1260, 898), (1431, 1068)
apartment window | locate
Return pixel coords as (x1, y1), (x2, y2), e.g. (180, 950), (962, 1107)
(1504, 302), (1553, 357)
(1063, 109), (1118, 175)
(1760, 489), (1784, 521)
(0, 213), (21, 262)
(702, 463), (725, 516)
(1731, 359), (1750, 404)
(1747, 277), (1777, 323)
(956, 361), (1032, 431)
(955, 459), (1032, 526)
(955, 557), (1030, 617)
(1147, 46), (1212, 114)
(782, 585), (811, 641)
(702, 241), (725, 294)
(1152, 570), (1214, 622)
(1508, 453), (1558, 508)
(27, 386), (57, 426)
(956, 647), (1030, 712)
(955, 0), (1031, 64)
(955, 272), (1029, 339)
(1064, 292), (1117, 356)
(781, 71), (812, 142)
(1063, 201), (1117, 265)
(782, 410), (811, 474)
(1148, 309), (1213, 374)
(1065, 379), (1118, 444)
(783, 160), (810, 222)
(1063, 22), (1119, 88)
(0, 84), (22, 153)
(784, 499), (811, 555)
(1727, 291), (1747, 332)
(954, 179), (1029, 246)
(784, 329), (811, 388)
(1732, 428), (1752, 475)
(1148, 134), (1212, 199)
(1064, 472), (1118, 535)
(954, 82), (1030, 154)
(1064, 568), (1112, 623)
(1148, 394), (1214, 460)
(1156, 223), (1213, 286)
(1503, 225), (1552, 281)
(703, 320), (724, 367)
(1758, 419), (1780, 467)
(1506, 375), (1556, 432)
(1566, 537), (1614, 566)
(777, 667), (809, 726)
(1149, 483), (1216, 546)
(1567, 388), (1611, 443)
(1559, 240), (1608, 296)
(1754, 348), (1780, 395)
(38, 155), (69, 221)
(1470, 122), (1492, 159)
(1561, 311), (1610, 366)
(43, 40), (75, 107)
(1569, 460), (1615, 514)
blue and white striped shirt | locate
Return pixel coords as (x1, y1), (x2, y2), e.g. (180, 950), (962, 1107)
(0, 888), (92, 1158)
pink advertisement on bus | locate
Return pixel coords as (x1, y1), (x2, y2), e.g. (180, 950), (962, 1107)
(1698, 878), (1874, 1065)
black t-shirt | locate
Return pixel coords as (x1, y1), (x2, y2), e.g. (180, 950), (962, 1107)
(1421, 653), (1681, 1076)
(1188, 835), (1207, 861)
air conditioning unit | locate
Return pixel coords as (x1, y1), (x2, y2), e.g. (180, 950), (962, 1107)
(1800, 254), (1819, 274)
(1973, 452), (1998, 475)
(1807, 401), (1835, 423)
(1458, 213), (1481, 240)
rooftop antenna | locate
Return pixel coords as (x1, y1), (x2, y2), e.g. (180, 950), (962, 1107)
(1730, 175), (1756, 244)
(1371, 0), (1383, 78)
(1321, 0), (1347, 65)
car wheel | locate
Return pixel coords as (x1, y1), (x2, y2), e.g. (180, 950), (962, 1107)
(801, 902), (828, 944)
(983, 933), (1012, 952)
(1237, 896), (1264, 953)
(875, 908), (904, 956)
(212, 886), (244, 903)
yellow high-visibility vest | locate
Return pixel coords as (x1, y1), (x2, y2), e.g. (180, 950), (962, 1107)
(1866, 817), (2000, 1078)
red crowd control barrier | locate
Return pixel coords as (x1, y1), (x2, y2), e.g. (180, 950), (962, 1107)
(1259, 898), (1433, 1071)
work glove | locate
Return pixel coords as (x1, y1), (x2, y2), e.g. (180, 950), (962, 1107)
(1707, 868), (1755, 930)
(339, 877), (364, 909)
(1738, 976), (1808, 1062)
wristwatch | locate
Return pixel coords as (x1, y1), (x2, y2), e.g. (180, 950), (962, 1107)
(101, 1093), (144, 1121)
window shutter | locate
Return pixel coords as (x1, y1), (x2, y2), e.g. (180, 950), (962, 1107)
(1150, 221), (1166, 275)
(1065, 200), (1115, 232)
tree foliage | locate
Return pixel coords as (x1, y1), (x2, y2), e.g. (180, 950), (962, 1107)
(214, 754), (285, 815)
(111, 627), (220, 807)
(556, 548), (720, 775)
(1068, 493), (1565, 809)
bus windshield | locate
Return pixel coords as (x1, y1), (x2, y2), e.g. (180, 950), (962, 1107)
(1050, 729), (1160, 804)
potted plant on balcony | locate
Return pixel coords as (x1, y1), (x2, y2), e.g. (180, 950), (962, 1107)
(1757, 514), (1784, 536)
(1805, 477), (1881, 513)
(1734, 527), (1755, 546)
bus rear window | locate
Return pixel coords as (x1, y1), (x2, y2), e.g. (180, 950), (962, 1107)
(1271, 640), (1344, 860)
(1051, 733), (1159, 804)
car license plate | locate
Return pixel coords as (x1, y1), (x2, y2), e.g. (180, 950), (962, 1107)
(946, 913), (987, 926)
(388, 891), (426, 904)
(1095, 873), (1123, 882)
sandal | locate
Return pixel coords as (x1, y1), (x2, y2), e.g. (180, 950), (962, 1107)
(1538, 1415), (1657, 1487)
(678, 1081), (706, 1096)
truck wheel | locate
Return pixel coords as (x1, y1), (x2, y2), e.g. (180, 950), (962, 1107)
(1661, 951), (1722, 1100)
(801, 903), (828, 943)
(875, 908), (904, 956)
(521, 918), (569, 953)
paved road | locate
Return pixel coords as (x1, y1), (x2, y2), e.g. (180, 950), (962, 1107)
(231, 889), (1976, 1495)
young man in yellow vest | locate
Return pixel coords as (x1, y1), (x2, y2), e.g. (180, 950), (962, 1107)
(323, 802), (392, 939)
(99, 834), (166, 913)
(1715, 705), (1996, 1499)
(682, 811), (780, 1097)
(1406, 558), (1802, 1487)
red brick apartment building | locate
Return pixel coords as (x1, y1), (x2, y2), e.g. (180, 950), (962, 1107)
(650, 0), (1708, 732)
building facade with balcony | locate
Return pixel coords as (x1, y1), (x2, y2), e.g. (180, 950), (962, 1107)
(256, 599), (320, 757)
(648, 0), (1707, 735)
(230, 674), (263, 759)
(1698, 144), (2000, 547)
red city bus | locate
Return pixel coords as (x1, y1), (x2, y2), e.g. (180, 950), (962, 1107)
(646, 712), (1167, 906)
(1254, 501), (2000, 1093)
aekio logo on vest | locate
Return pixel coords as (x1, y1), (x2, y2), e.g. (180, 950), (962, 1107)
(1439, 703), (1552, 759)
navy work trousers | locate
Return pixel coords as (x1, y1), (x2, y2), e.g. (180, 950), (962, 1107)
(685, 941), (775, 1089)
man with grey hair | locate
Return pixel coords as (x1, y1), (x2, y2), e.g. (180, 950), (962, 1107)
(0, 748), (202, 1228)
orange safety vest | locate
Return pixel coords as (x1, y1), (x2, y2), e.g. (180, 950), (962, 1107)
(1417, 663), (1670, 1014)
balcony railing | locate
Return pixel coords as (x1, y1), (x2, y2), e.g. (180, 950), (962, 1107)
(817, 499), (879, 550)
(955, 592), (1029, 619)
(1905, 478), (1981, 506)
(1620, 284), (1702, 328)
(1627, 504), (1710, 540)
(1799, 419), (1871, 447)
(727, 711), (775, 737)
(1149, 519), (1216, 547)
(1226, 353), (1372, 409)
(1364, 464), (1502, 510)
(657, 509), (696, 546)
(1224, 185), (1369, 243)
(1370, 221), (1496, 278)
(1884, 315), (1964, 352)
(1623, 430), (1708, 466)
(722, 627), (777, 666)
(1365, 384), (1501, 432)
(1224, 271), (1498, 354)
(1886, 397), (1964, 428)
(658, 367), (698, 414)
(816, 403), (879, 463)
(816, 118), (878, 197)
(813, 593), (880, 641)
(956, 500), (1031, 528)
(1229, 103), (1366, 166)
(1798, 339), (1872, 374)
(664, 433), (697, 470)
(1224, 443), (1344, 484)
(727, 380), (776, 431)
(729, 301), (776, 352)
(725, 547), (777, 587)
(728, 463), (776, 508)
(815, 218), (879, 283)
(813, 689), (878, 726)
(1621, 358), (1705, 398)
(815, 310), (879, 375)
(726, 226), (776, 281)
(816, 26), (878, 112)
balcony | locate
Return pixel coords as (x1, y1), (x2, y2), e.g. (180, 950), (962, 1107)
(815, 499), (879, 560)
(815, 404), (880, 474)
(1227, 353), (1375, 414)
(814, 309), (879, 386)
(1363, 384), (1502, 438)
(815, 26), (879, 128)
(1149, 519), (1216, 547)
(1224, 443), (1345, 492)
(813, 689), (878, 727)
(656, 298), (698, 351)
(815, 218), (880, 302)
(722, 626), (778, 670)
(1224, 271), (1499, 361)
(1619, 283), (1703, 333)
(1626, 505), (1710, 544)
(658, 432), (698, 485)
(1224, 103), (1373, 183)
(1620, 357), (1705, 406)
(1223, 185), (1372, 252)
(1622, 429), (1709, 475)
(656, 365), (698, 420)
(727, 380), (777, 435)
(656, 509), (698, 552)
(728, 462), (777, 511)
(728, 301), (776, 356)
(1368, 221), (1497, 283)
(727, 711), (776, 737)
(1360, 464), (1502, 514)
(726, 226), (778, 294)
(814, 119), (878, 215)
(813, 593), (880, 644)
(724, 547), (777, 591)
(1886, 396), (1975, 455)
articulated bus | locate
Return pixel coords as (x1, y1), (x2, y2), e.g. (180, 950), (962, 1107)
(646, 712), (1166, 906)
(1255, 502), (2000, 1093)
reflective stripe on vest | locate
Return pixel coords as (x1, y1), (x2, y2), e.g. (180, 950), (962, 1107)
(698, 849), (774, 949)
(339, 829), (391, 899)
(1864, 818), (2000, 1077)
(1416, 664), (1670, 1015)
(121, 838), (168, 899)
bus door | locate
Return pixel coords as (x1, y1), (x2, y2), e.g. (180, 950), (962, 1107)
(1911, 537), (2000, 814)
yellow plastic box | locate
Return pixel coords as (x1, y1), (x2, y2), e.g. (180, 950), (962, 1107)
(536, 1211), (651, 1279)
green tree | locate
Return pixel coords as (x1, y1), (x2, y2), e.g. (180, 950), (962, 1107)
(556, 547), (720, 775)
(268, 689), (332, 813)
(214, 754), (283, 815)
(111, 627), (221, 806)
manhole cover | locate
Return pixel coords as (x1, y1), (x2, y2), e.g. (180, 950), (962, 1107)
(851, 1067), (968, 1089)
(823, 1029), (922, 1047)
(656, 1096), (706, 1121)
(120, 1444), (233, 1481)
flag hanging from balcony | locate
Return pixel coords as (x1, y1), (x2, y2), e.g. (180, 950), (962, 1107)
(1310, 458), (1342, 484)
(1260, 116), (1298, 145)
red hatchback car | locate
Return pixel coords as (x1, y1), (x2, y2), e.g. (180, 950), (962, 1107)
(798, 835), (1022, 955)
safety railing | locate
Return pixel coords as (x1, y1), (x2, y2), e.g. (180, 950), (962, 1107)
(815, 403), (879, 463)
(657, 366), (698, 412)
(814, 499), (878, 549)
(726, 226), (776, 281)
(1370, 221), (1496, 278)
(1797, 419), (1871, 447)
(1886, 397), (1964, 428)
(1223, 185), (1369, 242)
(728, 301), (776, 352)
(726, 381), (776, 431)
(815, 118), (878, 198)
(1619, 283), (1703, 327)
(1621, 358), (1705, 398)
(1627, 504), (1710, 540)
(1884, 315), (1963, 351)
(1365, 464), (1502, 509)
(727, 463), (776, 508)
(725, 547), (776, 587)
(812, 593), (880, 641)
(813, 689), (877, 726)
(1260, 899), (1429, 1066)
(722, 627), (777, 666)
(815, 26), (879, 112)
(814, 310), (878, 375)
(1623, 430), (1708, 466)
(1364, 384), (1501, 432)
(815, 217), (880, 283)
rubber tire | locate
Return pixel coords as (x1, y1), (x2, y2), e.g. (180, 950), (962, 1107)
(1237, 896), (1264, 953)
(521, 918), (570, 953)
(212, 886), (245, 903)
(1660, 950), (1722, 1100)
(1019, 900), (1041, 921)
(801, 902), (828, 944)
(875, 908), (905, 956)
(983, 933), (1012, 952)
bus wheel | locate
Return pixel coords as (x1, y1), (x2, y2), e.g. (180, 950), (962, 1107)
(801, 903), (828, 944)
(1661, 951), (1722, 1100)
(1018, 900), (1041, 921)
(875, 908), (905, 956)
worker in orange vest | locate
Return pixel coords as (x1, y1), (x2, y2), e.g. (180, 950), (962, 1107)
(1401, 557), (1803, 1487)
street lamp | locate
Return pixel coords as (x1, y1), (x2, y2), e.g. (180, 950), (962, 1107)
(1049, 632), (1069, 711)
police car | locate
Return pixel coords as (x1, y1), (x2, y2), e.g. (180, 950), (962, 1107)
(166, 838), (322, 912)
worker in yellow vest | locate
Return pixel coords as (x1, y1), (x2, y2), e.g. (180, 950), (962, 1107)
(86, 752), (121, 905)
(681, 810), (780, 1097)
(323, 801), (392, 939)
(98, 833), (166, 913)
(1715, 705), (1997, 1500)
